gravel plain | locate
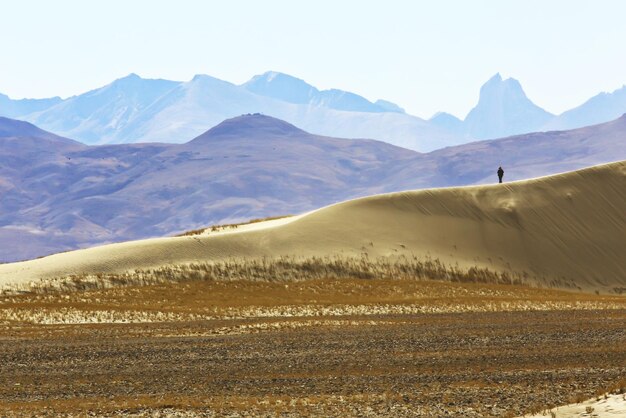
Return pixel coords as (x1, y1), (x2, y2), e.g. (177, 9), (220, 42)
(1, 306), (624, 417)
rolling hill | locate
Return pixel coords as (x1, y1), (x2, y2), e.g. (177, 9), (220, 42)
(0, 115), (416, 261)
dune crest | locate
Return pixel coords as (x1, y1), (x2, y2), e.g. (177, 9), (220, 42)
(1, 161), (625, 293)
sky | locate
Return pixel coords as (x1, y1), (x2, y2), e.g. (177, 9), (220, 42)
(1, 0), (626, 119)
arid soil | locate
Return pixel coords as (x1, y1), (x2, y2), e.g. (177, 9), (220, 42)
(0, 279), (624, 417)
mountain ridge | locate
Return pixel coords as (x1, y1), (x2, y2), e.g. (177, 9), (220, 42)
(3, 72), (436, 149)
(546, 85), (626, 131)
(1, 112), (625, 262)
(4, 72), (626, 149)
(242, 71), (403, 113)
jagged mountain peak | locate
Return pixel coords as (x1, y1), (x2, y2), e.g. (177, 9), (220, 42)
(486, 72), (502, 83)
(464, 73), (553, 139)
(478, 73), (526, 100)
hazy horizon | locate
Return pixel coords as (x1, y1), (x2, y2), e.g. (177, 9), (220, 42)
(2, 0), (626, 119)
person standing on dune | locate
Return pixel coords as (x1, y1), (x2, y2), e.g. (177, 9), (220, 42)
(497, 166), (504, 183)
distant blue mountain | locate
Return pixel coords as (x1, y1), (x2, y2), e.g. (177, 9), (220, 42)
(241, 71), (317, 104)
(26, 74), (181, 143)
(463, 73), (554, 139)
(461, 74), (626, 139)
(0, 93), (62, 118)
(242, 71), (403, 113)
(375, 99), (405, 113)
(3, 71), (626, 150)
(0, 72), (455, 151)
(429, 112), (465, 135)
(545, 85), (626, 131)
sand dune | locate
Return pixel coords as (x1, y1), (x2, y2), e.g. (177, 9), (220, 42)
(1, 161), (625, 293)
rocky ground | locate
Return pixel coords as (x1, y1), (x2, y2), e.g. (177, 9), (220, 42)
(0, 279), (624, 417)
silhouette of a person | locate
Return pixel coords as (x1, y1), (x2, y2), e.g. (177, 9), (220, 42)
(497, 166), (504, 183)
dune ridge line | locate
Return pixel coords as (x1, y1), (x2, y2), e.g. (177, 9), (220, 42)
(1, 160), (624, 293)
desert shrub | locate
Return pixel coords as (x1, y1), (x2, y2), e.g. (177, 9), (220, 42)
(13, 254), (530, 295)
(175, 215), (293, 237)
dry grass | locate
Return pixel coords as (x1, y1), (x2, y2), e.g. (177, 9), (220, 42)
(0, 255), (624, 417)
(1, 274), (624, 327)
(2, 255), (623, 327)
(175, 215), (293, 237)
(5, 255), (533, 296)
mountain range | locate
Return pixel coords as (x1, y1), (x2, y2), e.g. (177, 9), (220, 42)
(0, 73), (455, 151)
(3, 72), (626, 151)
(1, 113), (625, 262)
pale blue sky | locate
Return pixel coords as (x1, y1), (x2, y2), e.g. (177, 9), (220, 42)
(1, 0), (625, 119)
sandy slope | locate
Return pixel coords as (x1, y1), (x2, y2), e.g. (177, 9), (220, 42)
(1, 161), (625, 292)
(523, 392), (626, 417)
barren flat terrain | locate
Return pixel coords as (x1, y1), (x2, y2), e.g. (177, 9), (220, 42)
(1, 278), (625, 417)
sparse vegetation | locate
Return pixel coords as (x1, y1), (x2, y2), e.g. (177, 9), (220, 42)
(175, 215), (293, 237)
(5, 255), (533, 296)
(2, 274), (624, 326)
(0, 255), (624, 417)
